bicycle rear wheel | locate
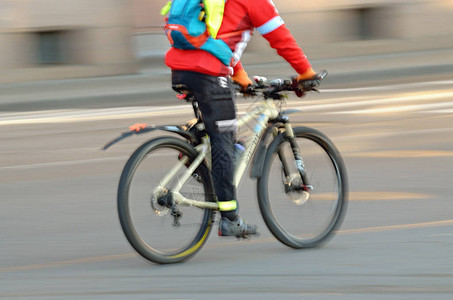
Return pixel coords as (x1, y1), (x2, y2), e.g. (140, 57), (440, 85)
(257, 126), (347, 248)
(118, 137), (215, 264)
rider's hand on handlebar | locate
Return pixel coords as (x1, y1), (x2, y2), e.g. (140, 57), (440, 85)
(294, 68), (321, 97)
(231, 69), (254, 95)
(297, 68), (317, 81)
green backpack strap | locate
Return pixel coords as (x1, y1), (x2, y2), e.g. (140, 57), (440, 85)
(203, 0), (225, 38)
(162, 0), (225, 38)
(161, 1), (172, 15)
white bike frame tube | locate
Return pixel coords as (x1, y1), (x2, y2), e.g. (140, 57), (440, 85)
(234, 99), (279, 187)
(172, 142), (209, 193)
(157, 157), (189, 190)
(157, 99), (280, 210)
(170, 138), (219, 210)
(236, 105), (265, 128)
(172, 192), (219, 210)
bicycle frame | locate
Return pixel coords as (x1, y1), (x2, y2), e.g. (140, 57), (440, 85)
(160, 97), (295, 211)
(114, 71), (345, 263)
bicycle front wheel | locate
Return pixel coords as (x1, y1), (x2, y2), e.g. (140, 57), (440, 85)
(118, 137), (215, 264)
(257, 126), (347, 248)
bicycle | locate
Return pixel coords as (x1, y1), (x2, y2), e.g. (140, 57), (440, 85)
(104, 71), (348, 264)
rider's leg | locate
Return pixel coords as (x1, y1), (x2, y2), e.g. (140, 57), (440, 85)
(172, 71), (238, 218)
(171, 71), (257, 237)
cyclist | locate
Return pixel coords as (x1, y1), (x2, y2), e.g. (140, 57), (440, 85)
(167, 0), (318, 238)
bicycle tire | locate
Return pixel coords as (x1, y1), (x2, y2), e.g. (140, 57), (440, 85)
(257, 126), (347, 248)
(118, 137), (215, 264)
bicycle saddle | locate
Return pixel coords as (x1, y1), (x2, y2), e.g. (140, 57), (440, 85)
(172, 84), (192, 95)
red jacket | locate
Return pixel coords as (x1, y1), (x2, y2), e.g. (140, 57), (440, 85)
(165, 0), (312, 76)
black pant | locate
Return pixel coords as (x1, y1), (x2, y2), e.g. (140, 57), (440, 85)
(172, 70), (238, 220)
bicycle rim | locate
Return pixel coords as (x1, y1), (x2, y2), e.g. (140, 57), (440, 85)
(258, 127), (347, 248)
(118, 137), (214, 264)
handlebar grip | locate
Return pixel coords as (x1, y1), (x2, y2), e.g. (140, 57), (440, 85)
(317, 70), (328, 81)
(270, 79), (284, 87)
(253, 76), (267, 84)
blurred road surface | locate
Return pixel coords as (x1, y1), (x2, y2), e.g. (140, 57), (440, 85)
(1, 75), (452, 298)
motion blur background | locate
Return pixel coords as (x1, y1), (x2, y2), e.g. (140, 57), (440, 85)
(1, 1), (453, 298)
(0, 0), (452, 83)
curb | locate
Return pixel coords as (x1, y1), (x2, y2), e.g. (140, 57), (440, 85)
(1, 52), (452, 111)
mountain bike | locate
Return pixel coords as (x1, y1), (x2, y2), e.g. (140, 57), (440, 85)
(104, 71), (348, 264)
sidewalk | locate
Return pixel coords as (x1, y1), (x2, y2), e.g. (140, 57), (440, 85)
(1, 47), (452, 111)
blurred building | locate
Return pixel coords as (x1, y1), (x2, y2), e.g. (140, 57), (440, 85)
(1, 0), (452, 83)
(0, 0), (136, 83)
(133, 0), (453, 62)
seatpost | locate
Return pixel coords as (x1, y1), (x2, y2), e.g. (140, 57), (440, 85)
(191, 100), (202, 121)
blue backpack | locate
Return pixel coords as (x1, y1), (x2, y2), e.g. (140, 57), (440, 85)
(161, 0), (233, 66)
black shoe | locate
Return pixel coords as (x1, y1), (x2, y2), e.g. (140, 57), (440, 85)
(218, 217), (258, 238)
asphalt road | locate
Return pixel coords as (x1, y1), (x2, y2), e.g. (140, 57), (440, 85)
(1, 79), (453, 299)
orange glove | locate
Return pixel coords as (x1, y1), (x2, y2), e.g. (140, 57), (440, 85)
(231, 68), (253, 90)
(297, 67), (317, 81)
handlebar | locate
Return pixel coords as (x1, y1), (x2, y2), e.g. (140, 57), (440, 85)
(237, 70), (328, 99)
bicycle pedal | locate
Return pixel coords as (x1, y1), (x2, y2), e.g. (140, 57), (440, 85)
(236, 233), (260, 240)
(218, 233), (253, 240)
(240, 231), (261, 239)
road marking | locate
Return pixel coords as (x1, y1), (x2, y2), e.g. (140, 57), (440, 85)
(0, 253), (136, 273)
(330, 100), (453, 115)
(0, 152), (178, 171)
(429, 109), (453, 113)
(430, 233), (453, 237)
(338, 220), (453, 235)
(334, 127), (453, 141)
(1, 88), (452, 125)
(297, 91), (453, 114)
(321, 80), (453, 93)
(349, 150), (453, 158)
(1, 219), (453, 273)
(0, 156), (128, 170)
(312, 192), (432, 201)
(0, 106), (193, 126)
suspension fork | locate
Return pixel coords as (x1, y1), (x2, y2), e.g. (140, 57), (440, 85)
(281, 123), (312, 192)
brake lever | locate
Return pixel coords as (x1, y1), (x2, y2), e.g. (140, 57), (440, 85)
(243, 85), (257, 97)
(290, 76), (305, 97)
